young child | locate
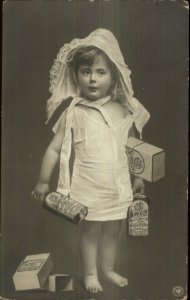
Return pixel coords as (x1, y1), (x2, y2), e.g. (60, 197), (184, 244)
(32, 29), (150, 293)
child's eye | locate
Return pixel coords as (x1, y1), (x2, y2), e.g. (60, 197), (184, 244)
(98, 70), (105, 76)
(81, 69), (90, 76)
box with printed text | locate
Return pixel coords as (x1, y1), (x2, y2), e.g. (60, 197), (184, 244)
(13, 253), (53, 291)
(127, 137), (165, 182)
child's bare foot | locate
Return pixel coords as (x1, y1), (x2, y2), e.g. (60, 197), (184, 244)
(83, 274), (103, 293)
(104, 271), (128, 287)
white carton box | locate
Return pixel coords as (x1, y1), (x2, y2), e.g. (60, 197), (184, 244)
(13, 253), (53, 291)
(45, 274), (74, 292)
(127, 137), (165, 182)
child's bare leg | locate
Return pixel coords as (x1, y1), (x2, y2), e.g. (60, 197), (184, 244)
(99, 220), (128, 287)
(79, 220), (103, 293)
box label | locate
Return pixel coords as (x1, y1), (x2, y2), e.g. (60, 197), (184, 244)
(17, 259), (46, 272)
(127, 147), (145, 174)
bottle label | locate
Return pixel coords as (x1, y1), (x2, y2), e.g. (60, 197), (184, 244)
(44, 192), (88, 223)
(128, 199), (149, 236)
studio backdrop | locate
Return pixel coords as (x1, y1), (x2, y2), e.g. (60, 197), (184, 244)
(1, 1), (188, 299)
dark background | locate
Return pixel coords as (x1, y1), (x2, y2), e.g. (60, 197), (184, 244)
(1, 1), (188, 299)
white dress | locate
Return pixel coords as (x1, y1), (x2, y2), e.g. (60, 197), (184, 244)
(69, 104), (134, 221)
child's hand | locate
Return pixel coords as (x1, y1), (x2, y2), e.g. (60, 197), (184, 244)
(31, 183), (49, 203)
(132, 177), (145, 195)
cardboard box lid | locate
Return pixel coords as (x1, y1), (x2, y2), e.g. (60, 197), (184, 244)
(13, 253), (52, 276)
(135, 142), (164, 156)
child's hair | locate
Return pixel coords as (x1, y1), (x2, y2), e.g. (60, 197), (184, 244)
(68, 46), (122, 101)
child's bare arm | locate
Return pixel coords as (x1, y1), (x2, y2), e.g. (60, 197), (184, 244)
(129, 124), (145, 194)
(32, 113), (66, 202)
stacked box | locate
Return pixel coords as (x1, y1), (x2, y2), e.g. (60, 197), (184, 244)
(127, 137), (165, 182)
(13, 253), (53, 291)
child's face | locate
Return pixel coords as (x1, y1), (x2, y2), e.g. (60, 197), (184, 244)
(77, 54), (113, 100)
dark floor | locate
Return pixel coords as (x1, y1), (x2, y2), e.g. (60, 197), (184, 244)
(0, 273), (188, 300)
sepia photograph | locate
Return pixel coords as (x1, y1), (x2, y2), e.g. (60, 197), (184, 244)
(1, 1), (188, 299)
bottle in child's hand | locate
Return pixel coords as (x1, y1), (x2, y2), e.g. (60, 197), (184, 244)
(43, 192), (88, 224)
(128, 193), (149, 237)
